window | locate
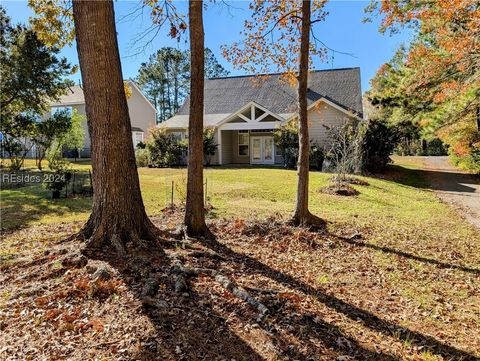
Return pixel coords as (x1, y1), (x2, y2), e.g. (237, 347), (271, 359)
(51, 106), (73, 116)
(238, 130), (249, 156)
(171, 131), (184, 141)
(132, 132), (144, 147)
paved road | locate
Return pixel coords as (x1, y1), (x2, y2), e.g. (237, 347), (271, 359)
(422, 156), (480, 229)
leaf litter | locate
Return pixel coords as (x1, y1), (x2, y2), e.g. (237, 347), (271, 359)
(0, 212), (479, 360)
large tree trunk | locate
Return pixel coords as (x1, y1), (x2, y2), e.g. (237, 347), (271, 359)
(291, 0), (324, 228)
(72, 0), (158, 254)
(184, 0), (213, 239)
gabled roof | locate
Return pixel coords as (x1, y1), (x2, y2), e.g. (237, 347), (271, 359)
(49, 80), (156, 112)
(175, 67), (363, 118)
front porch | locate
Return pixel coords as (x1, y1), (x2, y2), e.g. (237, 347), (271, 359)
(218, 129), (283, 165)
(216, 102), (286, 165)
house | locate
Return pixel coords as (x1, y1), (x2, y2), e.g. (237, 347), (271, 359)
(48, 80), (156, 157)
(160, 67), (363, 165)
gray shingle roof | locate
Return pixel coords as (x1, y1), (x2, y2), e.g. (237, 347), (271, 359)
(176, 67), (363, 118)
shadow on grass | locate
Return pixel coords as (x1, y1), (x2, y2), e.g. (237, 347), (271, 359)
(198, 237), (478, 360)
(337, 235), (480, 274)
(0, 185), (91, 230)
(387, 165), (479, 192)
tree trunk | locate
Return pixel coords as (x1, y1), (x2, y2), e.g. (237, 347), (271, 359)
(291, 0), (324, 228)
(184, 0), (213, 239)
(72, 0), (158, 254)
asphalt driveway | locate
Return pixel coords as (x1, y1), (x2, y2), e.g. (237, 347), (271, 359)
(422, 156), (480, 229)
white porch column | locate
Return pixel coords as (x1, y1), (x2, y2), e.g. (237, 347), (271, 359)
(218, 129), (223, 165)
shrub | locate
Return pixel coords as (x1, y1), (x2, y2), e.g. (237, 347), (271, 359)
(325, 120), (363, 179)
(146, 128), (187, 167)
(203, 128), (218, 166)
(274, 121), (324, 170)
(273, 120), (298, 168)
(135, 148), (150, 167)
(309, 142), (324, 171)
(425, 138), (448, 156)
(361, 120), (397, 173)
(43, 161), (72, 198)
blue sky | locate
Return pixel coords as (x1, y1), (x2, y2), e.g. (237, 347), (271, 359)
(3, 0), (412, 92)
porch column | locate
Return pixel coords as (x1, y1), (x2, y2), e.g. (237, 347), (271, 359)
(218, 129), (223, 165)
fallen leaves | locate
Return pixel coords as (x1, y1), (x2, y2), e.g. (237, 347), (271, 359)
(0, 213), (479, 360)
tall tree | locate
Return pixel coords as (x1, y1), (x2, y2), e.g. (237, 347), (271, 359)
(184, 0), (213, 238)
(137, 47), (228, 123)
(0, 5), (73, 169)
(71, 0), (158, 253)
(137, 47), (189, 122)
(223, 0), (328, 226)
(204, 48), (229, 79)
(366, 0), (480, 171)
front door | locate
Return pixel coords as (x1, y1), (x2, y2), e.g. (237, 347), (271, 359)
(250, 136), (275, 165)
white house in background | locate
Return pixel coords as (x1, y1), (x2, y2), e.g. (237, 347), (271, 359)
(160, 67), (363, 165)
(48, 80), (156, 157)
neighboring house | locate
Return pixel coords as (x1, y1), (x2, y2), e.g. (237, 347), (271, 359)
(48, 80), (156, 158)
(160, 67), (363, 165)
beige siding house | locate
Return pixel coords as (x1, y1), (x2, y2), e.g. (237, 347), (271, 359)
(48, 80), (156, 157)
(160, 68), (363, 165)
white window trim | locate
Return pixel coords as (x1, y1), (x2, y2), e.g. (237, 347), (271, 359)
(238, 130), (249, 157)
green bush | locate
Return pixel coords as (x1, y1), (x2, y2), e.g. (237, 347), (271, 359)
(309, 142), (324, 171)
(425, 138), (448, 156)
(203, 128), (218, 166)
(274, 120), (299, 169)
(450, 148), (480, 174)
(43, 162), (72, 198)
(135, 148), (150, 167)
(361, 120), (397, 173)
(146, 128), (187, 167)
(274, 121), (324, 170)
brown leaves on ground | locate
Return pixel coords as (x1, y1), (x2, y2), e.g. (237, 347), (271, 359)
(0, 213), (479, 360)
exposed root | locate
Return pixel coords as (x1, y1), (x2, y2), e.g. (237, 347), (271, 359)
(289, 211), (326, 230)
(75, 218), (163, 258)
(214, 274), (269, 321)
(170, 258), (269, 320)
(141, 275), (160, 298)
(174, 273), (187, 293)
(185, 223), (216, 241)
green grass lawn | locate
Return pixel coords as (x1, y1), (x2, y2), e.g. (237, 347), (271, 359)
(1, 156), (478, 249)
(2, 156), (479, 273)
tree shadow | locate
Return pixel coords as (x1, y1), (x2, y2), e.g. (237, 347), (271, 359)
(101, 246), (266, 360)
(387, 165), (479, 193)
(99, 242), (400, 360)
(198, 237), (478, 360)
(0, 184), (92, 230)
(335, 235), (480, 274)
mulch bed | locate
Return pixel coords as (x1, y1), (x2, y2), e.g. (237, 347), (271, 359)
(320, 184), (360, 196)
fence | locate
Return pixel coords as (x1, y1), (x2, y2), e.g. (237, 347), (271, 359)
(0, 169), (93, 198)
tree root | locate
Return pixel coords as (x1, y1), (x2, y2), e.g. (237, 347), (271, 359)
(170, 258), (269, 321)
(185, 223), (216, 241)
(214, 274), (269, 321)
(289, 210), (326, 230)
(71, 217), (164, 258)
